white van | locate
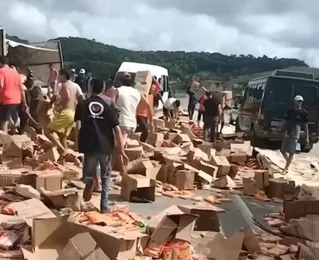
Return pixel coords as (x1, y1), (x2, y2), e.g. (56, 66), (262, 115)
(114, 62), (171, 113)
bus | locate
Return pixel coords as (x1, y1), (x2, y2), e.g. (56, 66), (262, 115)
(236, 69), (319, 152)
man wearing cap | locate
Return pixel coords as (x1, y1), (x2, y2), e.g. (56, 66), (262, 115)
(280, 95), (309, 173)
(70, 69), (77, 82)
(75, 68), (87, 93)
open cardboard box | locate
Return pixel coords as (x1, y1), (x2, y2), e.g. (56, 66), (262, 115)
(121, 174), (156, 202)
(19, 170), (63, 192)
(22, 217), (147, 260)
(148, 205), (198, 245)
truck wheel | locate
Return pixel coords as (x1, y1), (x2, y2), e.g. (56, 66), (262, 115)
(250, 127), (263, 148)
(300, 143), (313, 153)
(235, 118), (241, 132)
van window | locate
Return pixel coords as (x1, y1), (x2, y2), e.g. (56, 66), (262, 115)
(293, 84), (317, 106)
(242, 85), (253, 109)
(162, 75), (169, 92)
(267, 78), (293, 104)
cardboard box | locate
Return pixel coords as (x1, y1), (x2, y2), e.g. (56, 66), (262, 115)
(0, 168), (23, 186)
(121, 174), (156, 202)
(0, 130), (13, 144)
(179, 205), (220, 231)
(196, 170), (213, 185)
(23, 217), (146, 260)
(2, 135), (33, 158)
(265, 178), (289, 199)
(190, 230), (244, 260)
(254, 170), (270, 189)
(140, 142), (155, 153)
(174, 170), (195, 190)
(243, 177), (258, 196)
(150, 209), (198, 245)
(198, 161), (218, 177)
(153, 118), (165, 128)
(194, 86), (207, 100)
(211, 156), (230, 177)
(20, 171), (63, 192)
(39, 147), (59, 163)
(134, 71), (153, 95)
(124, 146), (143, 161)
(228, 153), (247, 164)
(9, 198), (56, 227)
(41, 187), (81, 211)
(283, 199), (319, 221)
(172, 134), (191, 145)
(147, 132), (164, 147)
(57, 232), (109, 260)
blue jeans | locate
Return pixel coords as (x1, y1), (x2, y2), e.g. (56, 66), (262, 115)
(83, 154), (111, 211)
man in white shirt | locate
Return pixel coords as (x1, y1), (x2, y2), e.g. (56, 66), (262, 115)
(115, 72), (141, 141)
(163, 97), (181, 121)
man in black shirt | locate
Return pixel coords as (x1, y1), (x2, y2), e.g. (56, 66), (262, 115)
(203, 92), (222, 142)
(280, 95), (309, 174)
(75, 78), (128, 213)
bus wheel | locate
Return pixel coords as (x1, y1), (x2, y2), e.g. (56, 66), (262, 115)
(300, 143), (313, 153)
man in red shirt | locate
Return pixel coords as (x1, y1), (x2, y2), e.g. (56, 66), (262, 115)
(0, 56), (26, 132)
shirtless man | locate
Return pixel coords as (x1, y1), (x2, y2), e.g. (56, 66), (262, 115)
(45, 69), (78, 156)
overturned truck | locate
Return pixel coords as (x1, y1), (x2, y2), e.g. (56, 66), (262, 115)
(0, 27), (63, 86)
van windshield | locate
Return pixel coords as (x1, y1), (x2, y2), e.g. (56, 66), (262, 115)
(267, 77), (319, 107)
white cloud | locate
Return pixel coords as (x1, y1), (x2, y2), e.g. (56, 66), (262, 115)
(1, 0), (319, 66)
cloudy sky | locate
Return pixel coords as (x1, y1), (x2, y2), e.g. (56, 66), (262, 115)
(1, 0), (319, 66)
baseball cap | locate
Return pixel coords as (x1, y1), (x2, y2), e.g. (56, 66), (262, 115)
(294, 95), (304, 102)
(79, 68), (85, 74)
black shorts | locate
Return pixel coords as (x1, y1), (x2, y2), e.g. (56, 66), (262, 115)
(0, 104), (20, 122)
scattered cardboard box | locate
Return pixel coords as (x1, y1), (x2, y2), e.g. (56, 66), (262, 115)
(228, 152), (247, 164)
(121, 174), (156, 202)
(150, 210), (198, 245)
(135, 71), (153, 95)
(243, 177), (258, 196)
(40, 187), (81, 211)
(153, 118), (165, 129)
(25, 217), (145, 260)
(0, 168), (23, 186)
(174, 170), (195, 190)
(254, 170), (270, 189)
(265, 178), (289, 199)
(172, 134), (191, 145)
(147, 132), (164, 147)
(211, 155), (230, 177)
(57, 232), (110, 260)
(38, 147), (59, 163)
(20, 171), (63, 192)
(9, 198), (56, 227)
(179, 205), (221, 231)
(283, 199), (319, 221)
(191, 231), (244, 260)
(124, 146), (143, 161)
